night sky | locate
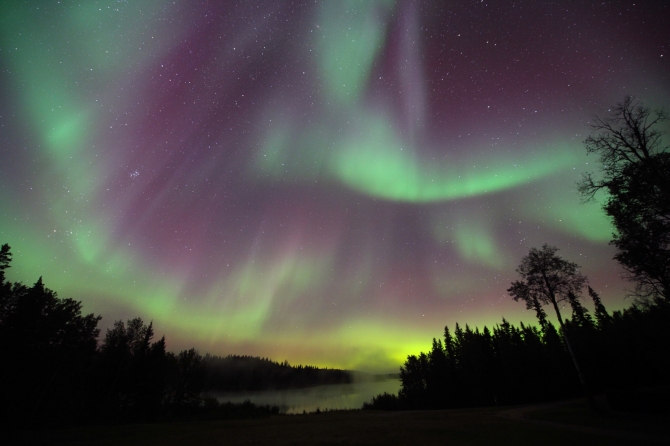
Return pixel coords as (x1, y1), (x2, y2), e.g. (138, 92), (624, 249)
(1, 1), (669, 372)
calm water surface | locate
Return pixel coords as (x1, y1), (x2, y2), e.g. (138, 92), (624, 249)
(211, 378), (401, 414)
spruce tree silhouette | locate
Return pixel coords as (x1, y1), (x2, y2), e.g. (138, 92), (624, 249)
(0, 243), (11, 281)
(567, 291), (594, 328)
(588, 286), (611, 328)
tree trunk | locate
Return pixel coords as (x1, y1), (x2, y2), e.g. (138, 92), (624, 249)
(550, 300), (598, 412)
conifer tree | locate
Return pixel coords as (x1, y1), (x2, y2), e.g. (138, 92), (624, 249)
(588, 286), (611, 327)
(567, 291), (594, 328)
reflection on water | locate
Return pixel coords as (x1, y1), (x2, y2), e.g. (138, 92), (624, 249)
(210, 378), (401, 414)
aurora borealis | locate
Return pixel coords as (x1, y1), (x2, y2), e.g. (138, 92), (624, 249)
(1, 1), (668, 372)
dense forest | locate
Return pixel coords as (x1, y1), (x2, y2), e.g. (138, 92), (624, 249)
(0, 245), (351, 427)
(365, 291), (670, 411)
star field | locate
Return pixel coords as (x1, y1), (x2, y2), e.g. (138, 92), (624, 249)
(1, 1), (669, 372)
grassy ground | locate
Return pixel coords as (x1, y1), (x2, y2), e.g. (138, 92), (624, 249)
(529, 397), (670, 438)
(12, 403), (667, 446)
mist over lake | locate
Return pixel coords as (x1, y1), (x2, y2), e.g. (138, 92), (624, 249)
(210, 377), (401, 414)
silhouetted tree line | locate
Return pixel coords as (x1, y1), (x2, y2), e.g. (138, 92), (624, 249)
(202, 355), (351, 391)
(0, 244), (344, 427)
(365, 294), (670, 410)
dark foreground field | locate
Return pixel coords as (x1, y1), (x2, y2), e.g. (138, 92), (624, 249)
(13, 400), (670, 446)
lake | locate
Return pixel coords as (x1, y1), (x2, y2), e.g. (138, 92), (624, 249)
(210, 377), (401, 414)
